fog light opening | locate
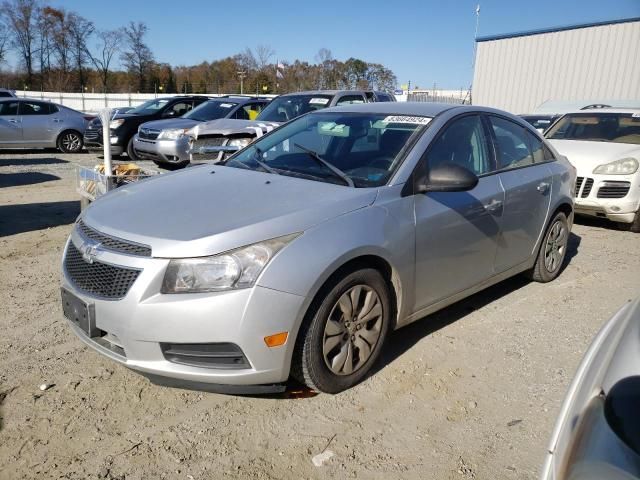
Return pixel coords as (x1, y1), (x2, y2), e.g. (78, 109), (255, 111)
(264, 332), (288, 348)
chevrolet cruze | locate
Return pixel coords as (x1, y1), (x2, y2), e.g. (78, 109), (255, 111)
(61, 103), (575, 394)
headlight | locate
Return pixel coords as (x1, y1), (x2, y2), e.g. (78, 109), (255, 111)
(228, 137), (252, 149)
(161, 233), (300, 293)
(157, 128), (189, 140)
(109, 118), (124, 129)
(593, 158), (639, 175)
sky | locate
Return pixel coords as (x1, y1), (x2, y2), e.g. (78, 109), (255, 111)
(32, 0), (640, 88)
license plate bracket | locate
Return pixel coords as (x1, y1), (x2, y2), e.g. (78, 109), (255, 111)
(61, 288), (100, 337)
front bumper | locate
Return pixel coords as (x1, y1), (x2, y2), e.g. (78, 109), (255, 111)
(133, 134), (190, 164)
(84, 130), (124, 156)
(573, 173), (640, 223)
(61, 232), (306, 391)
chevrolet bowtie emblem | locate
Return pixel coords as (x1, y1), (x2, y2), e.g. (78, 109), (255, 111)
(79, 239), (101, 264)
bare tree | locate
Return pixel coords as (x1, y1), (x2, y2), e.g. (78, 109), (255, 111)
(90, 29), (121, 92)
(0, 23), (9, 64)
(121, 21), (153, 92)
(1, 0), (40, 85)
(239, 47), (257, 70)
(42, 6), (68, 73)
(67, 12), (94, 88)
(255, 44), (275, 69)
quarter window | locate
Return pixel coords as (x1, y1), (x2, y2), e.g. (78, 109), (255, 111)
(426, 115), (491, 175)
(489, 116), (534, 169)
(526, 131), (555, 163)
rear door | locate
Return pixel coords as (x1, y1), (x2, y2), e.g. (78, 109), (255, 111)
(413, 114), (504, 309)
(19, 100), (56, 144)
(0, 100), (21, 144)
(487, 115), (553, 272)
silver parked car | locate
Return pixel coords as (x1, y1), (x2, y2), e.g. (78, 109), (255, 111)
(0, 98), (91, 152)
(61, 103), (575, 394)
(541, 297), (640, 480)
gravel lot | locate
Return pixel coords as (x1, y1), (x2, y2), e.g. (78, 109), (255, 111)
(1, 150), (639, 480)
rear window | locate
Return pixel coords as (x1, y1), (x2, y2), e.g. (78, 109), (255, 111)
(257, 94), (334, 122)
(184, 100), (239, 121)
(546, 113), (640, 145)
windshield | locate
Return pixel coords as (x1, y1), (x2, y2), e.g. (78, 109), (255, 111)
(257, 94), (334, 122)
(546, 113), (640, 145)
(128, 98), (170, 115)
(184, 100), (238, 121)
(225, 112), (430, 187)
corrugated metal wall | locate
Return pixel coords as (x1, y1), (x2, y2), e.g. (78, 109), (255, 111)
(472, 20), (640, 113)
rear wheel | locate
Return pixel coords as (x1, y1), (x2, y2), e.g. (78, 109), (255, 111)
(57, 130), (83, 153)
(527, 212), (569, 282)
(292, 268), (391, 393)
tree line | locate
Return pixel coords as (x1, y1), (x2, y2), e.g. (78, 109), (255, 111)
(0, 0), (397, 94)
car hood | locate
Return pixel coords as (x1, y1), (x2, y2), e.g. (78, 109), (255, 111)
(547, 140), (640, 171)
(191, 118), (281, 139)
(82, 165), (377, 258)
(139, 118), (201, 131)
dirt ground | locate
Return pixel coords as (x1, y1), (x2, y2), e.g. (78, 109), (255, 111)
(0, 150), (639, 480)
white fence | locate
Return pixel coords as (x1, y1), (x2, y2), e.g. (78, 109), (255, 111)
(13, 90), (274, 113)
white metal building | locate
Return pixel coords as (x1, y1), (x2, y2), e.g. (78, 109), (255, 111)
(472, 17), (640, 114)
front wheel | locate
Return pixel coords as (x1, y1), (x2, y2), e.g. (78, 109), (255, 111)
(126, 137), (139, 161)
(619, 211), (640, 233)
(527, 212), (570, 282)
(57, 130), (83, 153)
(292, 268), (391, 393)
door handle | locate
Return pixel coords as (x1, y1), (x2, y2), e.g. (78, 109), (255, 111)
(53, 118), (62, 123)
(537, 182), (550, 193)
(484, 199), (503, 213)
(8, 118), (18, 123)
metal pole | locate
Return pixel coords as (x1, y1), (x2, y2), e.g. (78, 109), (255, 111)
(99, 108), (112, 185)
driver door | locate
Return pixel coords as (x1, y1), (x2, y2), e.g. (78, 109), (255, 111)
(413, 114), (504, 311)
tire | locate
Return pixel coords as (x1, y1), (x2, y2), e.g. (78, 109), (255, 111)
(126, 137), (139, 161)
(153, 160), (189, 171)
(527, 212), (570, 283)
(292, 268), (391, 393)
(57, 130), (83, 153)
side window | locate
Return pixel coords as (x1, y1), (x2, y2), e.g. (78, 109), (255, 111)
(335, 95), (365, 106)
(365, 92), (375, 102)
(426, 115), (491, 176)
(20, 101), (51, 115)
(0, 101), (19, 115)
(234, 103), (264, 120)
(351, 122), (380, 153)
(167, 101), (192, 117)
(489, 116), (533, 169)
(526, 131), (555, 164)
(49, 104), (59, 114)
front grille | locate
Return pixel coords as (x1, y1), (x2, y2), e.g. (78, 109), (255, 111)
(574, 177), (584, 197)
(138, 128), (160, 141)
(64, 242), (141, 299)
(84, 129), (100, 140)
(597, 181), (631, 199)
(161, 343), (251, 369)
(77, 220), (151, 257)
(191, 136), (226, 161)
(581, 178), (594, 198)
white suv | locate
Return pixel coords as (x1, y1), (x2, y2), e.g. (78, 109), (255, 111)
(547, 109), (640, 232)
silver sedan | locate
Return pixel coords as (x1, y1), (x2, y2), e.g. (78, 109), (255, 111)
(61, 103), (575, 394)
(0, 98), (91, 152)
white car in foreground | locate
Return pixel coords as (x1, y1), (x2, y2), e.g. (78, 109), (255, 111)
(546, 109), (640, 232)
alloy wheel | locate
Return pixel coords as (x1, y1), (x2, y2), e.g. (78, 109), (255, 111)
(544, 220), (567, 273)
(61, 132), (82, 152)
(322, 285), (383, 376)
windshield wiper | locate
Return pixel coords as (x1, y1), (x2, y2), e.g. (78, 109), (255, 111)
(293, 143), (354, 187)
(250, 146), (278, 174)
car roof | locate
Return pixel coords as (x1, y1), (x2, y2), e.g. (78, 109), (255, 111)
(320, 101), (464, 116)
(278, 90), (371, 97)
(210, 96), (269, 105)
(563, 108), (640, 115)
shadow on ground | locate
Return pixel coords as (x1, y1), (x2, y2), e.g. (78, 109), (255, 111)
(0, 157), (68, 167)
(574, 214), (628, 232)
(0, 172), (60, 188)
(0, 200), (79, 236)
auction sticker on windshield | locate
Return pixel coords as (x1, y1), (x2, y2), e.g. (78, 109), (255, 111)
(219, 103), (235, 108)
(381, 115), (431, 125)
(309, 98), (330, 105)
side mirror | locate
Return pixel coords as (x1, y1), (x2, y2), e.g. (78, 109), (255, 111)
(416, 163), (479, 193)
(604, 376), (640, 456)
